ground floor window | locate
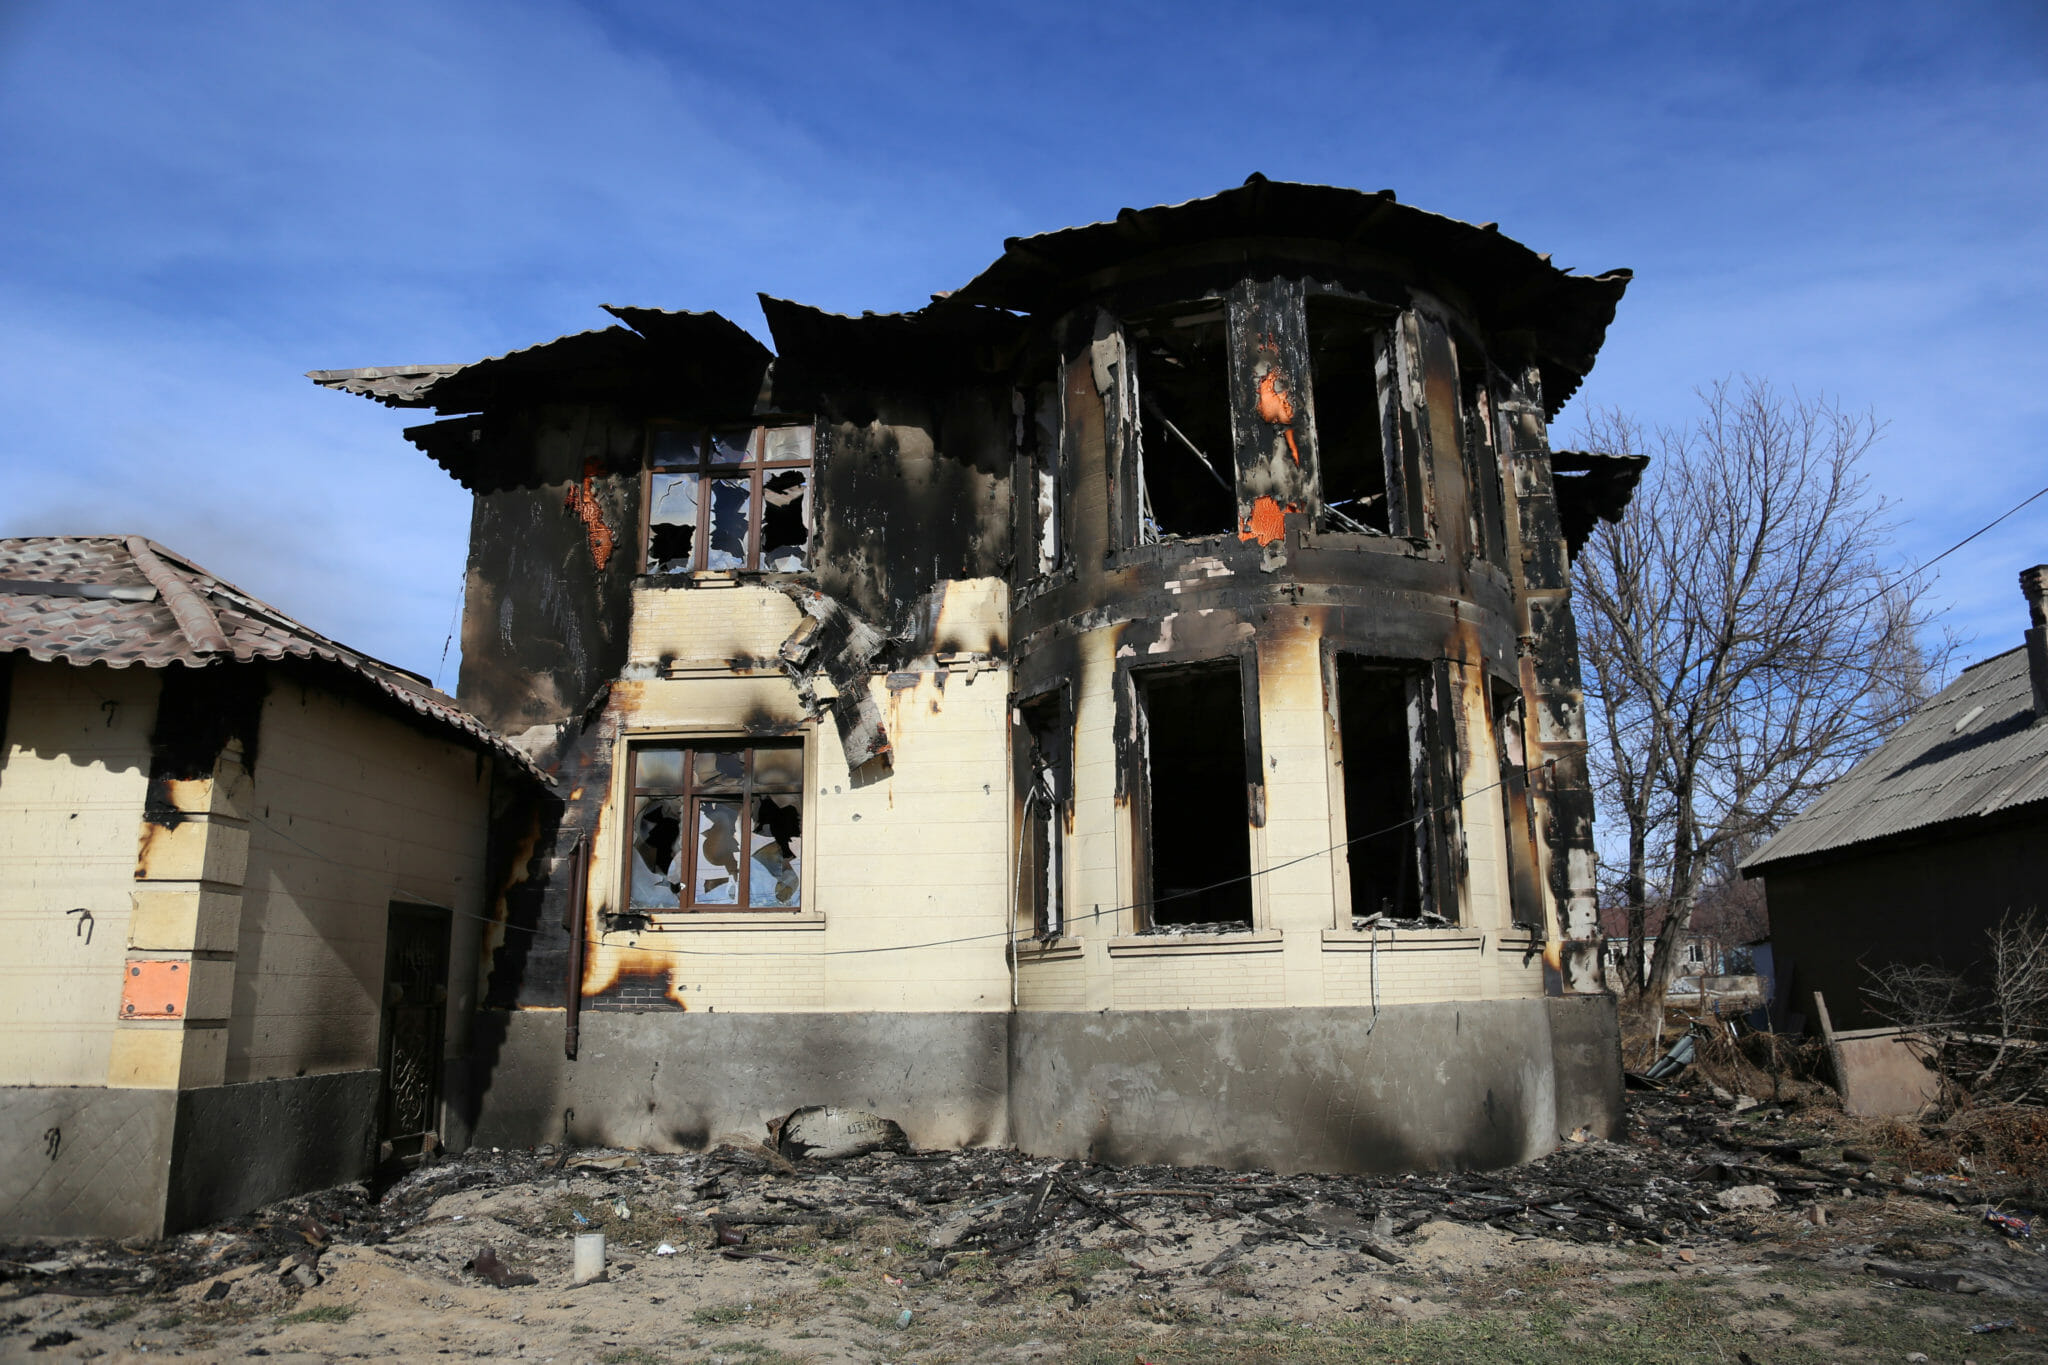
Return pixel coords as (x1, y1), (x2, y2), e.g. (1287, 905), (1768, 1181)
(1018, 691), (1069, 937)
(1336, 658), (1446, 924)
(627, 741), (803, 911)
(1138, 664), (1254, 927)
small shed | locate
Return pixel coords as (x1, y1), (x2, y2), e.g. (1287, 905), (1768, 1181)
(1742, 565), (2048, 1033)
(0, 536), (541, 1237)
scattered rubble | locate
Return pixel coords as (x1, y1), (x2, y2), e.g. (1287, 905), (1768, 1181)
(3, 1088), (2044, 1361)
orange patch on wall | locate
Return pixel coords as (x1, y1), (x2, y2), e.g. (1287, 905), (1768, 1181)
(1256, 369), (1301, 464)
(563, 459), (617, 570)
(121, 959), (187, 1019)
(1237, 496), (1298, 547)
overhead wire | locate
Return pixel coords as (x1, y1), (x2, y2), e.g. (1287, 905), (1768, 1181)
(242, 764), (1530, 963)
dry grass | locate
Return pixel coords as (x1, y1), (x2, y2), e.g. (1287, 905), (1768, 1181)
(1862, 1105), (2048, 1192)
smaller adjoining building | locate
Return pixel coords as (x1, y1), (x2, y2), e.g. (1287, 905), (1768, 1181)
(1743, 565), (2048, 1033)
(0, 536), (540, 1238)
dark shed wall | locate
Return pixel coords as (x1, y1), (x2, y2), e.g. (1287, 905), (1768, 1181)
(1762, 817), (2048, 1031)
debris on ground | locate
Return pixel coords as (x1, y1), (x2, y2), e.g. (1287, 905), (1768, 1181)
(2, 1085), (2044, 1361)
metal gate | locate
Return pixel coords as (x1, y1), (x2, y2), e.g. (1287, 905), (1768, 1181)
(379, 901), (451, 1161)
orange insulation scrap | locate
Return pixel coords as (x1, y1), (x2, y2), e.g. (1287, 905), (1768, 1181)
(1237, 496), (1298, 547)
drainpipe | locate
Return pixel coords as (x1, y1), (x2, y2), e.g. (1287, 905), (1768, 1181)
(2024, 566), (2048, 722)
(563, 833), (588, 1060)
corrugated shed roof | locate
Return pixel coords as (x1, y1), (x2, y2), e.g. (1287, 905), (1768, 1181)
(951, 176), (1632, 418)
(0, 536), (546, 782)
(1743, 646), (2048, 874)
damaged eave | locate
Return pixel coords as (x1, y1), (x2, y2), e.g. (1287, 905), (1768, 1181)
(312, 307), (775, 489)
(1550, 450), (1650, 556)
(949, 175), (1629, 417)
(757, 295), (1029, 409)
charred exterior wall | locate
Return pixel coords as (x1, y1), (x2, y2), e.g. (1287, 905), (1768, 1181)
(359, 184), (1630, 1176)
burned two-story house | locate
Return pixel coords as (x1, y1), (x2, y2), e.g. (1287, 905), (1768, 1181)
(313, 177), (1639, 1173)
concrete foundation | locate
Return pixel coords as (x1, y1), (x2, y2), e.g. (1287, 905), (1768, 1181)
(163, 1070), (380, 1234)
(0, 1087), (176, 1239)
(463, 1010), (1011, 1153)
(1010, 998), (1614, 1173)
(462, 996), (1621, 1176)
(1, 1071), (381, 1240)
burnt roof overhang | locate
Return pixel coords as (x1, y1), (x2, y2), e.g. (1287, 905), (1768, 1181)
(759, 295), (1030, 410)
(952, 175), (1631, 418)
(1551, 450), (1650, 556)
(310, 307), (772, 490)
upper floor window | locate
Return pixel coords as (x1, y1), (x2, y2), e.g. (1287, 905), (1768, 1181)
(627, 741), (804, 912)
(646, 424), (812, 573)
(1305, 296), (1396, 535)
(1130, 302), (1236, 542)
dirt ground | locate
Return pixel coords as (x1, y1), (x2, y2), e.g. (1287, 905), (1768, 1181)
(5, 1087), (2045, 1364)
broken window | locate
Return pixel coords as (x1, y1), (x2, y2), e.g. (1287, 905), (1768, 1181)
(1461, 366), (1508, 565)
(1492, 680), (1545, 930)
(1306, 297), (1397, 535)
(1335, 658), (1440, 924)
(627, 741), (803, 911)
(1020, 377), (1063, 576)
(1018, 690), (1069, 937)
(1139, 664), (1254, 927)
(1130, 303), (1237, 541)
(646, 423), (812, 573)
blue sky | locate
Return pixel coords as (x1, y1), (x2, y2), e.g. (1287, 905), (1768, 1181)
(3, 1), (2044, 686)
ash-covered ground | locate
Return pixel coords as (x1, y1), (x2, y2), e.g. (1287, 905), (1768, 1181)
(4, 1087), (2043, 1364)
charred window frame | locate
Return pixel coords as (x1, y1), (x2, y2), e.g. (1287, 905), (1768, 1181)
(1128, 301), (1238, 543)
(1461, 364), (1509, 567)
(1306, 295), (1405, 537)
(1334, 656), (1461, 926)
(1018, 376), (1064, 577)
(1132, 658), (1262, 929)
(644, 423), (813, 574)
(625, 740), (804, 912)
(1016, 688), (1071, 938)
(1491, 679), (1545, 930)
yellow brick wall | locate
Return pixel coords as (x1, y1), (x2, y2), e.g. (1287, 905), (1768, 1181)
(0, 661), (157, 1085)
(586, 654), (1016, 1015)
(225, 674), (492, 1083)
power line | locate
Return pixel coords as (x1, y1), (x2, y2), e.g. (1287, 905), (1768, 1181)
(243, 768), (1526, 963)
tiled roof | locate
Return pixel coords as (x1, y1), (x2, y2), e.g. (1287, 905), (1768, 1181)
(1742, 645), (2048, 874)
(0, 536), (545, 782)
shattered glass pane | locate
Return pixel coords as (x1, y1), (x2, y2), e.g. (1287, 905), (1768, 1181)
(752, 744), (803, 789)
(706, 479), (751, 569)
(651, 428), (702, 469)
(692, 748), (746, 792)
(693, 798), (742, 904)
(635, 747), (685, 791)
(760, 469), (809, 572)
(710, 430), (753, 465)
(762, 425), (811, 463)
(629, 795), (683, 908)
(749, 793), (803, 907)
(647, 473), (699, 572)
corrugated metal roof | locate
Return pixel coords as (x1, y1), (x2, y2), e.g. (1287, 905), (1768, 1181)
(950, 176), (1632, 418)
(307, 307), (770, 417)
(0, 536), (546, 782)
(1742, 645), (2048, 874)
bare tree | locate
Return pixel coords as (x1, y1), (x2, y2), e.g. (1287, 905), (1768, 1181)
(1572, 377), (1949, 1012)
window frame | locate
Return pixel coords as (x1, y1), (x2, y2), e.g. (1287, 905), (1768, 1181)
(641, 420), (814, 575)
(622, 738), (806, 915)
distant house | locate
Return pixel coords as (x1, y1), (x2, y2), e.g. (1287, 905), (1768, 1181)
(1742, 565), (2048, 1032)
(0, 536), (539, 1238)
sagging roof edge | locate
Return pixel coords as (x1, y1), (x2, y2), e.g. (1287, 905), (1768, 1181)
(313, 180), (1629, 429)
